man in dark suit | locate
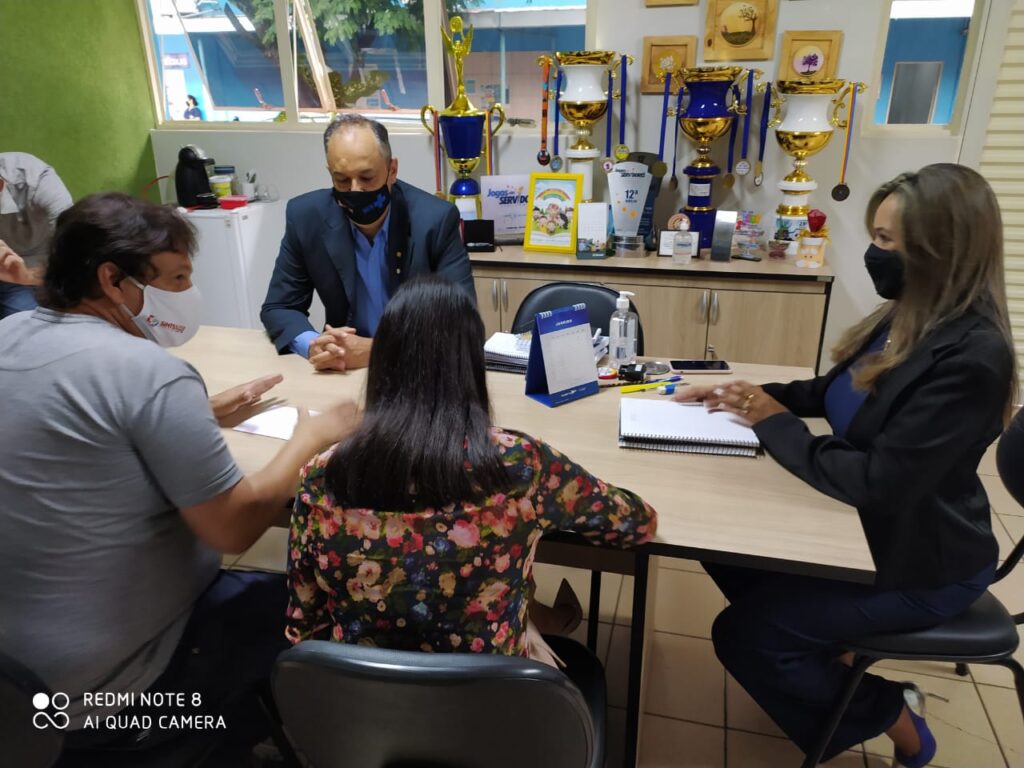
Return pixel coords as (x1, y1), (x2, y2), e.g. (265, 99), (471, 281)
(261, 114), (475, 371)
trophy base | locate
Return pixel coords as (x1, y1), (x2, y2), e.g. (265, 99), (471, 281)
(682, 161), (720, 250)
(450, 193), (482, 220)
(566, 150), (600, 203)
(685, 207), (717, 251)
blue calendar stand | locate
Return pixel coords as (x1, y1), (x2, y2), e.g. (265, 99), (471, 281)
(524, 303), (600, 408)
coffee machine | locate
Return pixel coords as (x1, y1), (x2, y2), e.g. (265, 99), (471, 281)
(174, 145), (217, 207)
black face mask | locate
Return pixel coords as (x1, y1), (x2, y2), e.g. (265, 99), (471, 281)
(332, 184), (391, 226)
(864, 243), (906, 300)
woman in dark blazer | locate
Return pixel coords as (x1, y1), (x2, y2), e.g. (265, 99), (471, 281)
(677, 164), (1018, 767)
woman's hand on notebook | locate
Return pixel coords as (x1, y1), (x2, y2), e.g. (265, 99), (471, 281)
(672, 380), (786, 425)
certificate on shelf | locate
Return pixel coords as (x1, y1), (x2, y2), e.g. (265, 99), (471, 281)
(480, 175), (531, 242)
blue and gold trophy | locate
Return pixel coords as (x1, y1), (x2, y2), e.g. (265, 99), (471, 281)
(671, 66), (749, 250)
(421, 17), (505, 218)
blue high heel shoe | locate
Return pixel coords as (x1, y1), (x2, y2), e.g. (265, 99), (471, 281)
(892, 684), (937, 768)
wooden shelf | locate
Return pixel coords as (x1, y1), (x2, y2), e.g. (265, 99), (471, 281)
(470, 245), (835, 284)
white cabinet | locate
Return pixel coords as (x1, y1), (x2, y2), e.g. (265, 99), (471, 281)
(185, 202), (326, 331)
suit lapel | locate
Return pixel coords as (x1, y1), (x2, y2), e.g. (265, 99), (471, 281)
(322, 193), (356, 308)
(385, 182), (413, 294)
(845, 312), (982, 443)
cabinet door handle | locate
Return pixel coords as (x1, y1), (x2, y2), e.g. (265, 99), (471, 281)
(491, 279), (498, 311)
(698, 289), (710, 322)
(710, 291), (720, 325)
(502, 280), (509, 312)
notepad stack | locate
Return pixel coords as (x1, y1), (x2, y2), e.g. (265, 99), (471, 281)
(484, 332), (609, 374)
(618, 398), (761, 458)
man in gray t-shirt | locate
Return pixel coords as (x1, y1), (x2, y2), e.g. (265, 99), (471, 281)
(0, 192), (356, 759)
(0, 309), (238, 723)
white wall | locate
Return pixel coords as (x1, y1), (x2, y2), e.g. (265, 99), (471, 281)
(150, 0), (1011, 369)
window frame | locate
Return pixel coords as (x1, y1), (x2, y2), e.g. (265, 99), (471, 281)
(862, 0), (989, 139)
(135, 0), (592, 136)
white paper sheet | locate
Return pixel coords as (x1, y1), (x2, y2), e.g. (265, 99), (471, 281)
(233, 406), (313, 441)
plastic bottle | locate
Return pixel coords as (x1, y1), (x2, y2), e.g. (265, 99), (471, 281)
(609, 290), (638, 367)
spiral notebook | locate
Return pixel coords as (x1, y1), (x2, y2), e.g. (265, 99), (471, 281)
(618, 399), (761, 458)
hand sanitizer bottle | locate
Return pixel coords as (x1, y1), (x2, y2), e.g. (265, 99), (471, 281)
(609, 290), (638, 367)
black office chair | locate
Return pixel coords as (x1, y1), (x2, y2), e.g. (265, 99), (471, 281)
(272, 636), (606, 768)
(801, 414), (1024, 768)
(510, 281), (645, 355)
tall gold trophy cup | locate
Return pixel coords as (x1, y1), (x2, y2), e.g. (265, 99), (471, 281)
(421, 17), (505, 217)
(553, 51), (622, 202)
(769, 79), (866, 253)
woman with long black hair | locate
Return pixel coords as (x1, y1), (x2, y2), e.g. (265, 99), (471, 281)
(285, 276), (656, 660)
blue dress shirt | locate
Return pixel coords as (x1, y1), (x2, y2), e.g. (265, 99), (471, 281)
(289, 210), (392, 357)
(824, 328), (889, 438)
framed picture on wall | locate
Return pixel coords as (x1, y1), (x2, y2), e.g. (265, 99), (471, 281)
(523, 173), (583, 254)
(640, 36), (698, 94)
(645, 0), (698, 5)
(779, 30), (843, 80)
(703, 0), (778, 62)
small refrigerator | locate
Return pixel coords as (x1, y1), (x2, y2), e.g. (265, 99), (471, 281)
(184, 202), (326, 331)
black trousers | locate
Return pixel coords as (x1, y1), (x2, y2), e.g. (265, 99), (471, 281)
(704, 561), (992, 761)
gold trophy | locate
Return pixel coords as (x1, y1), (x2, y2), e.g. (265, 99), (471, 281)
(671, 66), (748, 250)
(421, 17), (505, 217)
(768, 79), (866, 251)
(552, 51), (623, 202)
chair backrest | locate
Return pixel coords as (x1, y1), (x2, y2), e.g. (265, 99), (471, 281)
(0, 650), (63, 768)
(995, 409), (1024, 581)
(272, 641), (598, 768)
(510, 281), (645, 355)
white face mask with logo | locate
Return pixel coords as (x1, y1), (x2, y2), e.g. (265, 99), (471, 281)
(122, 277), (202, 347)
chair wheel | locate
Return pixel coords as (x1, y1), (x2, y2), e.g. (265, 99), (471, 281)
(955, 662), (970, 677)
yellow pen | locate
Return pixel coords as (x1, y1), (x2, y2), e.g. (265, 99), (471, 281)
(619, 376), (683, 394)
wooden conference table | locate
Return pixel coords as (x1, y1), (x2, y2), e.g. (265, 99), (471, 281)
(175, 326), (874, 767)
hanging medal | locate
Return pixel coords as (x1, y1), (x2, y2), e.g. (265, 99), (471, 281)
(652, 67), (672, 179)
(668, 85), (684, 191)
(602, 69), (615, 173)
(754, 83), (772, 187)
(721, 84), (741, 190)
(550, 70), (564, 172)
(613, 54), (630, 161)
(537, 56), (552, 166)
(734, 69), (755, 178)
(832, 83), (864, 202)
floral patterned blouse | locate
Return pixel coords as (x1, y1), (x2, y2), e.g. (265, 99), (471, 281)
(285, 428), (657, 657)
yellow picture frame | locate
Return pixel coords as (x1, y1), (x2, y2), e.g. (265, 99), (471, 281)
(779, 30), (843, 81)
(641, 35), (698, 95)
(703, 0), (778, 62)
(523, 173), (583, 254)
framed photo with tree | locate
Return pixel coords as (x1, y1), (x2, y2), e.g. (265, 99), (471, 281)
(779, 30), (843, 81)
(640, 36), (698, 95)
(703, 0), (778, 62)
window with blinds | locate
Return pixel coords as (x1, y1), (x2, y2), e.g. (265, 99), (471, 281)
(979, 0), (1024, 385)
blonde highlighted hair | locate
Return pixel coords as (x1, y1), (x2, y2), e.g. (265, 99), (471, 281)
(832, 163), (1018, 414)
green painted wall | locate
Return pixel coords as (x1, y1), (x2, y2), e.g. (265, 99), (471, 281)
(0, 0), (157, 200)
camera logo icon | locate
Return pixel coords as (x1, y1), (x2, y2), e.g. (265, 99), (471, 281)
(32, 692), (70, 730)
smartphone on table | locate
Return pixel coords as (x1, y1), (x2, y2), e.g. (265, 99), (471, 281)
(669, 359), (732, 374)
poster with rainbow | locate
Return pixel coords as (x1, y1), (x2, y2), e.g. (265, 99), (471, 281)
(523, 172), (583, 254)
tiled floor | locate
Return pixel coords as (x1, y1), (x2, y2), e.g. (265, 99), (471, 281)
(232, 470), (1024, 767)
